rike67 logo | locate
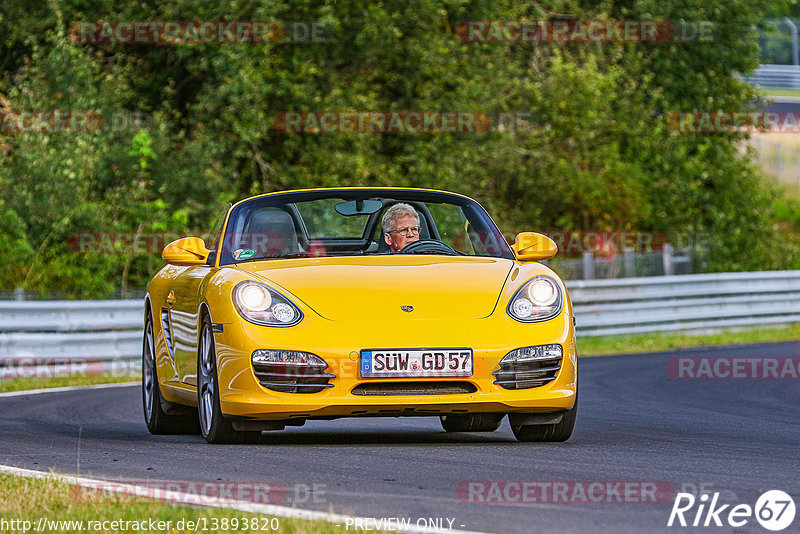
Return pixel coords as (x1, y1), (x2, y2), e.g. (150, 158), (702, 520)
(668, 490), (795, 531)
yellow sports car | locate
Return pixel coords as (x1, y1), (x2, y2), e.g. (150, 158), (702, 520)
(143, 187), (577, 443)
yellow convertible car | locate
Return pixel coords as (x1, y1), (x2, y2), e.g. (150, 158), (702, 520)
(143, 188), (577, 443)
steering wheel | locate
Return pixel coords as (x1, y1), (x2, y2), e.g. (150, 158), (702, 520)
(398, 239), (459, 255)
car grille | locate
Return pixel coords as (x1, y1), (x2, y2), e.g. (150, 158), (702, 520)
(351, 381), (477, 396)
(253, 362), (335, 394)
(492, 355), (562, 389)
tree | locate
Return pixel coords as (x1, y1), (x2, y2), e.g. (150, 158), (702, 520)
(0, 0), (795, 295)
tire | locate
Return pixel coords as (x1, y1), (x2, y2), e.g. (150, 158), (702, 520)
(197, 314), (261, 444)
(510, 388), (578, 443)
(440, 413), (503, 433)
(142, 315), (199, 435)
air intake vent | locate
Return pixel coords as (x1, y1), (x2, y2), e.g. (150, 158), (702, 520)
(493, 357), (562, 389)
(160, 308), (174, 358)
(351, 381), (477, 396)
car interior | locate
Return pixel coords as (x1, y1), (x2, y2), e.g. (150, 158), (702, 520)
(236, 198), (445, 258)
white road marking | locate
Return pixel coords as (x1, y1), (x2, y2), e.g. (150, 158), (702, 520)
(0, 381), (138, 398)
(0, 464), (485, 534)
(0, 382), (488, 532)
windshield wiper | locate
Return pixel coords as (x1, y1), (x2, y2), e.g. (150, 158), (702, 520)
(238, 252), (310, 262)
(404, 250), (463, 256)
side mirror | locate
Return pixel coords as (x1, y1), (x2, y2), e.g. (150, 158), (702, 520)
(162, 237), (210, 266)
(511, 232), (558, 261)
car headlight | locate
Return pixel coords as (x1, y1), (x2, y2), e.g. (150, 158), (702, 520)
(507, 275), (563, 322)
(252, 350), (326, 366)
(233, 281), (303, 327)
(500, 344), (563, 364)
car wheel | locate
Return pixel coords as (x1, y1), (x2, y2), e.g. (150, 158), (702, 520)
(510, 389), (578, 443)
(197, 314), (260, 444)
(440, 413), (503, 433)
(143, 315), (199, 434)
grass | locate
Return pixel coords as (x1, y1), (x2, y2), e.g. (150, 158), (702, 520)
(578, 324), (800, 356)
(0, 373), (139, 394)
(762, 88), (800, 98)
(749, 133), (800, 200)
(0, 474), (342, 533)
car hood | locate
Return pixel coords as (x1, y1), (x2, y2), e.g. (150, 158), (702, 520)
(233, 256), (515, 321)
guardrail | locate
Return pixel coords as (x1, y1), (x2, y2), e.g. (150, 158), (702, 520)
(569, 270), (800, 336)
(0, 271), (798, 370)
(748, 64), (800, 89)
(0, 301), (143, 377)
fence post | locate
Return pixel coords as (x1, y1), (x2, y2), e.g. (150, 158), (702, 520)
(624, 247), (635, 278)
(582, 251), (594, 280)
(14, 287), (25, 301)
(662, 243), (674, 276)
(794, 150), (800, 191)
(785, 17), (800, 66)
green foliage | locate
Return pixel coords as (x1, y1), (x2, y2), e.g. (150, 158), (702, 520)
(775, 197), (800, 227)
(129, 130), (155, 170)
(0, 203), (34, 288)
(0, 0), (796, 296)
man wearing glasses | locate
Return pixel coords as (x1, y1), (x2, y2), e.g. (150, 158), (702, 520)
(382, 203), (421, 252)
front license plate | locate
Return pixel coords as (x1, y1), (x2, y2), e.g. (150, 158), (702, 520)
(360, 349), (473, 378)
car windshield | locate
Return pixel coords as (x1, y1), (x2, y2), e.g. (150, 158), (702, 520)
(217, 189), (514, 265)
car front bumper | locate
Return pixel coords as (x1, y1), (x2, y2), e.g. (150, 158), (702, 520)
(213, 312), (577, 421)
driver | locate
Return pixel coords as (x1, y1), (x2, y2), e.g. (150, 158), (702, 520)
(382, 203), (421, 252)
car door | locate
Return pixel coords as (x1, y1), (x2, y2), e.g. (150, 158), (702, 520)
(167, 206), (229, 386)
(169, 264), (210, 386)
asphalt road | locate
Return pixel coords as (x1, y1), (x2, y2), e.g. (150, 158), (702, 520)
(766, 96), (800, 115)
(1, 342), (798, 533)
